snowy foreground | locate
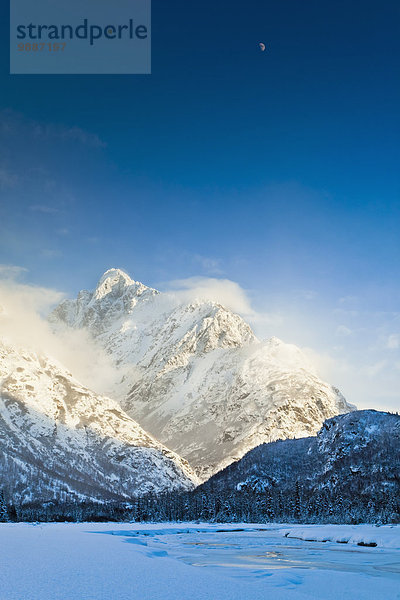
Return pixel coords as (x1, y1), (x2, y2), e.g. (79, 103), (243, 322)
(1, 523), (400, 600)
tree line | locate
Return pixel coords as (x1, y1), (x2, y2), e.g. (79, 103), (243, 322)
(1, 483), (399, 524)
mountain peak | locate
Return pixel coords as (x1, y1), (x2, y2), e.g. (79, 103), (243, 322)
(94, 268), (135, 300)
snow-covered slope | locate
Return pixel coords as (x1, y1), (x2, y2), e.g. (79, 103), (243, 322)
(0, 338), (197, 504)
(201, 409), (400, 499)
(51, 269), (354, 480)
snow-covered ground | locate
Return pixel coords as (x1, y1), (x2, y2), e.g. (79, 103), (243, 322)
(282, 523), (400, 548)
(1, 522), (399, 599)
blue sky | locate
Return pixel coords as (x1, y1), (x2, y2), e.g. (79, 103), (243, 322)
(0, 0), (399, 410)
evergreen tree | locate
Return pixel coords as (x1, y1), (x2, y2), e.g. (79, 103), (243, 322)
(294, 481), (301, 520)
(265, 489), (275, 521)
(0, 490), (10, 523)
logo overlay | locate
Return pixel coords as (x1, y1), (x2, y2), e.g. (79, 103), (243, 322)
(10, 0), (151, 74)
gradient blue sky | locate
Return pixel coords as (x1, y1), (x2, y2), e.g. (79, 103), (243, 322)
(0, 1), (399, 409)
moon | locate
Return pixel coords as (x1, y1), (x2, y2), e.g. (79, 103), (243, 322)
(259, 42), (266, 51)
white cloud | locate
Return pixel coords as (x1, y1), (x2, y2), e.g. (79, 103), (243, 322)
(32, 122), (106, 148)
(0, 264), (28, 279)
(301, 346), (352, 382)
(0, 109), (106, 149)
(0, 278), (118, 395)
(60, 126), (106, 148)
(164, 276), (254, 315)
(32, 123), (106, 148)
(162, 276), (284, 338)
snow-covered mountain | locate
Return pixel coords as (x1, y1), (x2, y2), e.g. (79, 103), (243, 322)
(51, 268), (354, 480)
(201, 410), (400, 500)
(0, 338), (197, 504)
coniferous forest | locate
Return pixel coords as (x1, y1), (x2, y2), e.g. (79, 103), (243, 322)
(2, 484), (399, 525)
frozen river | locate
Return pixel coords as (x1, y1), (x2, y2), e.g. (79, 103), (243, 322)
(120, 525), (400, 577)
(1, 522), (399, 599)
